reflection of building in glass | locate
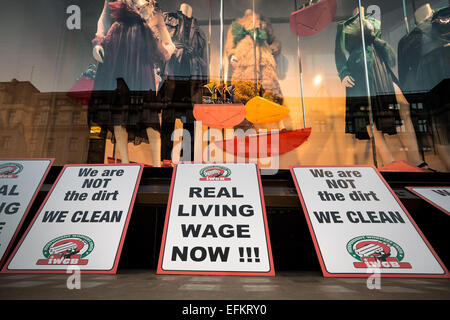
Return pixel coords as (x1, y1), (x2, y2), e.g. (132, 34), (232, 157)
(0, 79), (89, 165)
(342, 89), (441, 155)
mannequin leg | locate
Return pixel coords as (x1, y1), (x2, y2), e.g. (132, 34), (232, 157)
(146, 127), (161, 167)
(393, 83), (423, 166)
(367, 125), (395, 165)
(181, 110), (195, 161)
(160, 108), (176, 161)
(113, 125), (129, 164)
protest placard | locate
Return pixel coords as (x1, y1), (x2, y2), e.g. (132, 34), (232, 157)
(3, 164), (143, 273)
(290, 166), (448, 277)
(0, 159), (53, 267)
(158, 163), (274, 276)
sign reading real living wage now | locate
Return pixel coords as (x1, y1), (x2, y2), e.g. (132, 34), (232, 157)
(290, 166), (449, 278)
(0, 159), (53, 268)
(2, 164), (143, 274)
(158, 163), (274, 276)
(406, 187), (450, 216)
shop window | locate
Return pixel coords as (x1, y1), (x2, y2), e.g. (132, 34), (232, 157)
(396, 120), (405, 132)
(58, 111), (71, 124)
(0, 0), (448, 172)
(34, 111), (48, 125)
(56, 99), (67, 106)
(418, 119), (428, 133)
(73, 112), (81, 124)
(33, 113), (41, 125)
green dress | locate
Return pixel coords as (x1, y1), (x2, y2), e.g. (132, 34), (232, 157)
(335, 13), (400, 140)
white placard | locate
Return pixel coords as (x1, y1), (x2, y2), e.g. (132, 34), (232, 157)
(3, 164), (143, 273)
(406, 187), (450, 216)
(0, 159), (53, 267)
(157, 163), (274, 276)
(291, 166), (448, 278)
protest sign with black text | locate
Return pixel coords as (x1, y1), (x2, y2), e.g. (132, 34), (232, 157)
(0, 159), (53, 267)
(2, 164), (143, 273)
(158, 163), (274, 276)
(290, 166), (449, 278)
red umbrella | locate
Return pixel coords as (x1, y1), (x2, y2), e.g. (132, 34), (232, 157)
(290, 0), (337, 37)
(214, 128), (311, 158)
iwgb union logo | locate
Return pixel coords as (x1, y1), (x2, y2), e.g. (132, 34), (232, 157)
(0, 163), (23, 179)
(199, 166), (231, 181)
(37, 234), (94, 266)
(347, 235), (412, 269)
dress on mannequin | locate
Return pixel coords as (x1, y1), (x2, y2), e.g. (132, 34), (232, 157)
(225, 10), (283, 103)
(398, 5), (450, 169)
(160, 4), (208, 161)
(335, 8), (424, 168)
(398, 6), (450, 93)
(335, 11), (401, 140)
(89, 0), (174, 165)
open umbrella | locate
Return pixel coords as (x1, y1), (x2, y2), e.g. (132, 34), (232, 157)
(289, 0), (337, 37)
(193, 0), (245, 129)
(214, 0), (314, 158)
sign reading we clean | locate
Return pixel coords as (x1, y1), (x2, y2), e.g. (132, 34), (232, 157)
(290, 166), (449, 278)
(158, 163), (274, 276)
(0, 159), (53, 267)
(3, 164), (143, 274)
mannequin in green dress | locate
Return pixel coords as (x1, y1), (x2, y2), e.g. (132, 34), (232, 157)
(335, 7), (424, 168)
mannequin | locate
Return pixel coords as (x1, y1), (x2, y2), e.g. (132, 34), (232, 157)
(336, 7), (423, 167)
(225, 9), (283, 103)
(90, 0), (175, 166)
(225, 9), (287, 133)
(180, 3), (192, 18)
(398, 2), (450, 170)
(415, 3), (433, 23)
(160, 3), (208, 162)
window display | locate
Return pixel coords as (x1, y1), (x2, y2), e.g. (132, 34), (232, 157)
(0, 0), (448, 172)
(89, 0), (175, 167)
(398, 1), (450, 169)
(160, 3), (208, 162)
(335, 5), (423, 169)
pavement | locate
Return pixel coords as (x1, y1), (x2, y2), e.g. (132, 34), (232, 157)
(0, 270), (449, 300)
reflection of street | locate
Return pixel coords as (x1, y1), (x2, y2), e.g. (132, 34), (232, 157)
(0, 79), (89, 165)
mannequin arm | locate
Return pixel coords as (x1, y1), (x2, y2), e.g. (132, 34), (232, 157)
(335, 22), (351, 81)
(147, 10), (176, 60)
(93, 0), (112, 45)
(265, 18), (281, 57)
(92, 0), (112, 62)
